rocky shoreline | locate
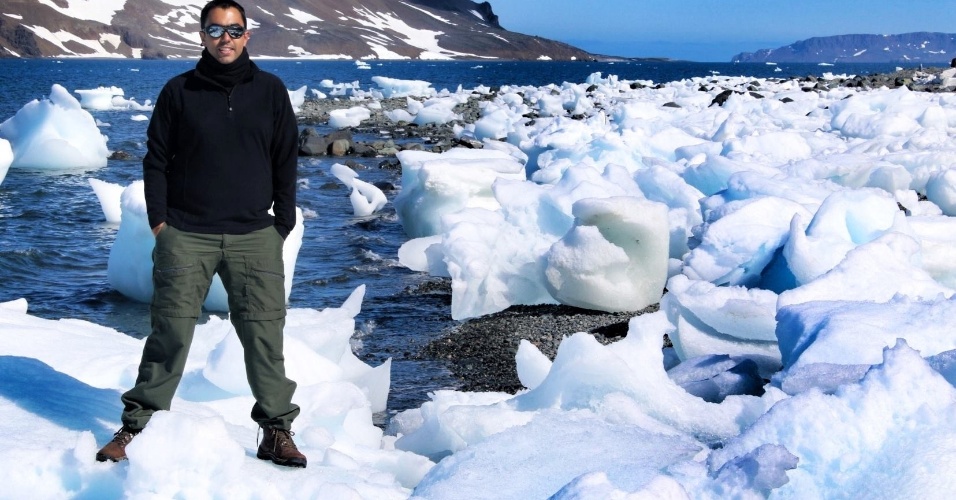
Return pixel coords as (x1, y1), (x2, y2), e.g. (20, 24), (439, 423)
(299, 66), (955, 395)
(296, 95), (488, 158)
(294, 65), (956, 159)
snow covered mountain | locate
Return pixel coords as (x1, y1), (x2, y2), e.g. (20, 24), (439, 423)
(0, 0), (595, 61)
(731, 32), (956, 64)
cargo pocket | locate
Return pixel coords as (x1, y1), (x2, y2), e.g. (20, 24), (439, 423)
(151, 255), (206, 317)
(241, 258), (287, 321)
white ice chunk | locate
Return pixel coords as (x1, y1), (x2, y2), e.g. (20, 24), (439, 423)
(544, 196), (669, 312)
(328, 106), (371, 129)
(0, 138), (11, 185)
(288, 85), (307, 113)
(372, 76), (435, 98)
(0, 84), (109, 170)
(394, 148), (526, 238)
(89, 178), (125, 223)
(515, 339), (552, 390)
(74, 86), (124, 111)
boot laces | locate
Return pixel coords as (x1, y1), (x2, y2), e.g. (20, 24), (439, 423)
(112, 427), (138, 446)
(274, 429), (298, 450)
(260, 427), (298, 452)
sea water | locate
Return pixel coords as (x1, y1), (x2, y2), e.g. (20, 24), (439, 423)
(0, 58), (918, 417)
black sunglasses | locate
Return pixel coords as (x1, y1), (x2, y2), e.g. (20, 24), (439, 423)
(203, 24), (245, 39)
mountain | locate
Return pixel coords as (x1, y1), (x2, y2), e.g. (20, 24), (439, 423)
(732, 32), (956, 64)
(0, 0), (595, 61)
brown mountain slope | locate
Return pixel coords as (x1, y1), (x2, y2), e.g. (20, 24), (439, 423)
(0, 0), (596, 61)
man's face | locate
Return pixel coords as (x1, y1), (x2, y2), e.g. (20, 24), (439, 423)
(199, 6), (248, 65)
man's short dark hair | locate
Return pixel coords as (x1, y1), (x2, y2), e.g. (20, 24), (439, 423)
(200, 0), (247, 28)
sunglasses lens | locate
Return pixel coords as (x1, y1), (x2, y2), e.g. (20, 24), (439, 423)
(205, 25), (225, 37)
(204, 24), (243, 38)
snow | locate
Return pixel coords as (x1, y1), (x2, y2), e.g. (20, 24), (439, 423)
(286, 7), (322, 24)
(348, 7), (482, 60)
(36, 0), (127, 25)
(4, 68), (956, 498)
(21, 25), (129, 57)
(401, 3), (456, 25)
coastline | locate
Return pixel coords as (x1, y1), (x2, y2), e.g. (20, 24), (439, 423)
(295, 65), (954, 395)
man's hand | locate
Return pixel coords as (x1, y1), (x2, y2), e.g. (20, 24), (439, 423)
(151, 222), (166, 237)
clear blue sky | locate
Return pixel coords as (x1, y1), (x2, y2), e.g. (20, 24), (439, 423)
(490, 0), (956, 61)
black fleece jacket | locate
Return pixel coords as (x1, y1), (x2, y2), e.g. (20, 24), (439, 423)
(143, 50), (298, 239)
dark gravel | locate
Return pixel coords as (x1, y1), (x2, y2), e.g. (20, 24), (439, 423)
(414, 278), (660, 393)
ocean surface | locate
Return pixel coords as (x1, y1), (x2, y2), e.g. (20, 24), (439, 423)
(0, 58), (920, 418)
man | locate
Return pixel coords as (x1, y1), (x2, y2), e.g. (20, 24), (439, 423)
(96, 0), (305, 468)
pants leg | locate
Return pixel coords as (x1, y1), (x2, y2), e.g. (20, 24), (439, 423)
(121, 226), (220, 430)
(218, 226), (300, 430)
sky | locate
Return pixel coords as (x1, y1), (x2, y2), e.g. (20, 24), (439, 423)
(490, 0), (956, 61)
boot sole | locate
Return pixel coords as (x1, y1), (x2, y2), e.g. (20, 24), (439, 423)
(95, 453), (127, 463)
(256, 451), (307, 468)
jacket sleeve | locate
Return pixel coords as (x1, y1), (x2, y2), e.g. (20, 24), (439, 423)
(143, 83), (176, 230)
(270, 80), (299, 239)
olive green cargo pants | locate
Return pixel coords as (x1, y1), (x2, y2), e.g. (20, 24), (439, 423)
(121, 225), (300, 430)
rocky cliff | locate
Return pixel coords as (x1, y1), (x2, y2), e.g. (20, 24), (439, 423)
(0, 0), (595, 61)
(732, 32), (956, 64)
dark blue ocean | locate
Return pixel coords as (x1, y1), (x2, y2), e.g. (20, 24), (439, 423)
(0, 58), (919, 416)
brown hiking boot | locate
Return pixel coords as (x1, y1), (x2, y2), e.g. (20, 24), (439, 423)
(257, 426), (307, 468)
(95, 426), (141, 462)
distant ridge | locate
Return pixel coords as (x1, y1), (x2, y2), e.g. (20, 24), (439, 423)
(0, 0), (596, 61)
(732, 32), (956, 64)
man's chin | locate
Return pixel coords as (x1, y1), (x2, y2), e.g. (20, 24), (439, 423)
(214, 52), (237, 64)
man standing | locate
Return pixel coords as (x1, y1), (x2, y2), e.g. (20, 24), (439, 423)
(96, 0), (305, 468)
